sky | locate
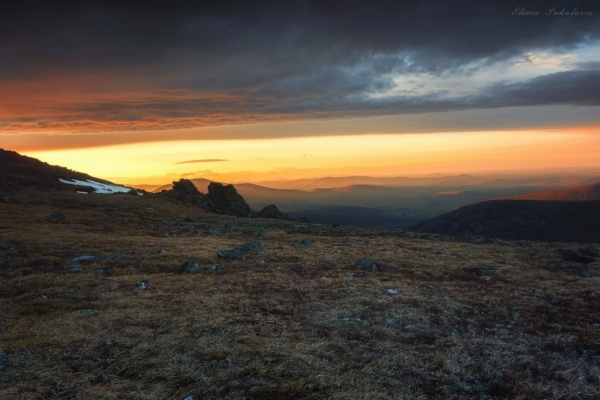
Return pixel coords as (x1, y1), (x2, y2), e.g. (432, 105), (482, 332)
(2, 0), (600, 184)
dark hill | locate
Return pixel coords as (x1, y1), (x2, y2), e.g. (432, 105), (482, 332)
(502, 181), (600, 201)
(0, 148), (117, 191)
(409, 200), (600, 243)
(287, 206), (420, 230)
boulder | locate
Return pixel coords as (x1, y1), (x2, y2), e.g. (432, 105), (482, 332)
(45, 212), (65, 223)
(170, 179), (208, 206)
(217, 241), (264, 260)
(353, 257), (390, 272)
(206, 182), (250, 217)
(180, 257), (202, 272)
(254, 204), (289, 220)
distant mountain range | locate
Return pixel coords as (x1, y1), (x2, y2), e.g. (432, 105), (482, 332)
(411, 182), (600, 242)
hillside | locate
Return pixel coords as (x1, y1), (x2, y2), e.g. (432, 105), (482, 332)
(504, 181), (600, 201)
(410, 199), (600, 242)
(0, 148), (119, 191)
(1, 150), (600, 398)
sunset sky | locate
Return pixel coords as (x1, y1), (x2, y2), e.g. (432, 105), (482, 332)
(2, 1), (600, 184)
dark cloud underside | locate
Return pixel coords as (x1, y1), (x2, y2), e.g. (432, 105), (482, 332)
(1, 0), (599, 134)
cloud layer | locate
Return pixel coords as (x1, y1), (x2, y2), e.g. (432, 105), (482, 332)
(1, 0), (599, 135)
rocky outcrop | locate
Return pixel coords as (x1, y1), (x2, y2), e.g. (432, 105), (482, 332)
(206, 182), (250, 217)
(169, 179), (209, 207)
(167, 179), (250, 217)
(254, 204), (289, 220)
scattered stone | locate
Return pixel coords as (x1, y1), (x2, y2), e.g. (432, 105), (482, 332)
(341, 317), (366, 324)
(209, 358), (231, 369)
(217, 241), (264, 260)
(561, 246), (600, 264)
(353, 257), (390, 272)
(583, 244), (599, 257)
(208, 264), (220, 271)
(79, 308), (99, 314)
(386, 289), (399, 295)
(293, 238), (313, 249)
(344, 272), (354, 277)
(45, 212), (65, 223)
(243, 227), (267, 237)
(0, 349), (8, 369)
(138, 282), (148, 290)
(463, 266), (500, 276)
(254, 204), (289, 220)
(71, 255), (98, 264)
(256, 259), (265, 265)
(13, 279), (23, 286)
(69, 267), (82, 273)
(39, 294), (48, 300)
(180, 257), (202, 272)
(383, 318), (398, 325)
(94, 269), (105, 275)
(183, 397), (194, 400)
(402, 324), (415, 331)
(6, 247), (18, 257)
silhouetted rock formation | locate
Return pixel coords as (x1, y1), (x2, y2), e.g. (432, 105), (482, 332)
(167, 179), (250, 217)
(254, 204), (289, 220)
(169, 179), (209, 207)
(206, 182), (250, 217)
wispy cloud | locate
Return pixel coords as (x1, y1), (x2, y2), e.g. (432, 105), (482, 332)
(175, 159), (228, 164)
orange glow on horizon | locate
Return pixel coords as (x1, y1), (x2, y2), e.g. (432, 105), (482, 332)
(20, 127), (600, 185)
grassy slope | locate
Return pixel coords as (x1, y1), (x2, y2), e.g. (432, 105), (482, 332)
(0, 189), (599, 399)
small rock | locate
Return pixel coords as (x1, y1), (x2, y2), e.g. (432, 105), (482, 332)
(79, 308), (99, 314)
(208, 264), (219, 271)
(256, 259), (265, 265)
(386, 289), (399, 295)
(0, 349), (8, 369)
(180, 257), (202, 272)
(353, 257), (390, 272)
(209, 358), (231, 369)
(217, 241), (264, 260)
(402, 324), (415, 331)
(94, 269), (105, 275)
(6, 247), (18, 257)
(254, 204), (289, 220)
(40, 294), (48, 300)
(463, 266), (500, 276)
(243, 228), (267, 237)
(45, 212), (65, 223)
(69, 267), (82, 273)
(14, 279), (23, 286)
(138, 282), (148, 290)
(293, 238), (313, 249)
(183, 397), (194, 400)
(562, 248), (599, 264)
(583, 244), (599, 257)
(71, 255), (98, 264)
(344, 272), (354, 278)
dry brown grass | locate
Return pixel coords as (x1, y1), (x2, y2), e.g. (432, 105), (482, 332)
(1, 188), (599, 399)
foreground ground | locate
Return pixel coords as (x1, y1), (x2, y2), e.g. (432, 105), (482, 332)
(1, 189), (599, 399)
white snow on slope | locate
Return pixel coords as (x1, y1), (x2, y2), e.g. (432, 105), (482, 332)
(59, 178), (142, 195)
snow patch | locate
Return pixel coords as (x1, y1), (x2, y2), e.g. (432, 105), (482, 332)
(59, 179), (138, 194)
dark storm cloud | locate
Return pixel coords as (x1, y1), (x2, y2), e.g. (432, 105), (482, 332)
(1, 0), (599, 132)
